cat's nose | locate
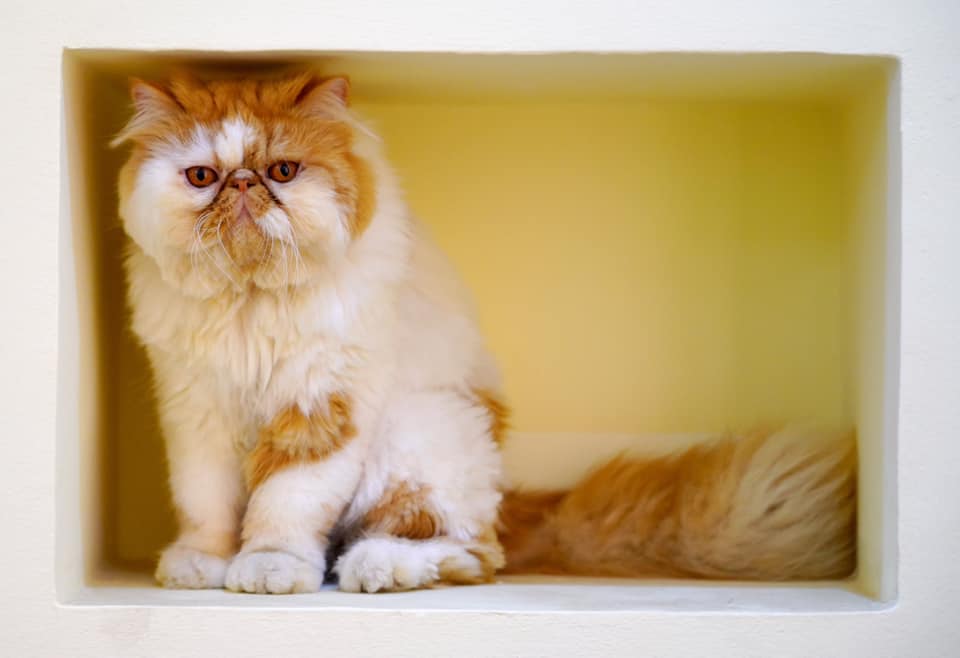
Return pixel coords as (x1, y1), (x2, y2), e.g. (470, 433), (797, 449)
(229, 170), (258, 193)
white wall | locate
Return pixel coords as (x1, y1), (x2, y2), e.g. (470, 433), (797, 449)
(2, 0), (959, 656)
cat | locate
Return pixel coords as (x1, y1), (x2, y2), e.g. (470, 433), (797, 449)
(113, 72), (856, 593)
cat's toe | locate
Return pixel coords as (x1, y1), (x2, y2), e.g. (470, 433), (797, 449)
(225, 550), (322, 594)
(155, 545), (229, 589)
(335, 537), (439, 593)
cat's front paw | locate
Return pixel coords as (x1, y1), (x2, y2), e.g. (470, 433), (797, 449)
(156, 545), (230, 589)
(225, 550), (323, 594)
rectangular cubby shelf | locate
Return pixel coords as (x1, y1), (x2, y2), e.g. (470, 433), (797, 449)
(59, 50), (899, 610)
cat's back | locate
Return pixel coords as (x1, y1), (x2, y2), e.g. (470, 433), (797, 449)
(391, 221), (501, 393)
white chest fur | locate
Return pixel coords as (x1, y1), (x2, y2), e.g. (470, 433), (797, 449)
(127, 247), (392, 426)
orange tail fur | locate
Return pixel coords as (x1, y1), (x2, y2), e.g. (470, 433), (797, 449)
(498, 427), (856, 580)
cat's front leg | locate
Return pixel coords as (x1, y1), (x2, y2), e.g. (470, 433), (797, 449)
(226, 395), (363, 594)
(152, 367), (246, 589)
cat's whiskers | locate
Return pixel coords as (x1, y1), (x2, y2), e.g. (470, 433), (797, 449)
(279, 239), (291, 289)
(287, 228), (306, 286)
(214, 218), (232, 267)
(189, 211), (212, 278)
(258, 231), (273, 266)
(199, 238), (237, 290)
(197, 216), (239, 289)
(277, 209), (306, 287)
(256, 235), (278, 286)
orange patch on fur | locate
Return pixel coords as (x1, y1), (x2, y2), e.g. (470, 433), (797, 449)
(116, 73), (348, 146)
(344, 152), (376, 237)
(471, 388), (509, 446)
(359, 478), (504, 585)
(495, 489), (566, 573)
(363, 482), (443, 540)
(246, 394), (356, 489)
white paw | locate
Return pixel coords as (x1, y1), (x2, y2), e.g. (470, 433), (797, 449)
(335, 538), (439, 593)
(225, 551), (323, 594)
(155, 545), (229, 589)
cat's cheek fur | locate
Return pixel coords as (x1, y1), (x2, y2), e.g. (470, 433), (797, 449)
(120, 155), (227, 296)
(269, 169), (352, 251)
(253, 207), (294, 244)
(119, 157), (182, 260)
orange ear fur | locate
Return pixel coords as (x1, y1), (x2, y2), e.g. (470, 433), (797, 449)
(295, 75), (351, 116)
(110, 78), (183, 148)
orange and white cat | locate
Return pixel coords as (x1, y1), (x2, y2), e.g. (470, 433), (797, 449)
(115, 73), (855, 594)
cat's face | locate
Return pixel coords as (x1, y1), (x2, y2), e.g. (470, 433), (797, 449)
(116, 74), (374, 296)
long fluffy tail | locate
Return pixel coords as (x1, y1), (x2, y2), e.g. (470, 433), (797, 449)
(497, 427), (856, 580)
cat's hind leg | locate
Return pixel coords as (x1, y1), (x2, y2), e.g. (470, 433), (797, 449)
(334, 388), (506, 592)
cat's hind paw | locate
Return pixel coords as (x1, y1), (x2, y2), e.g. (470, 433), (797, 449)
(225, 550), (322, 594)
(335, 537), (441, 592)
(155, 545), (229, 589)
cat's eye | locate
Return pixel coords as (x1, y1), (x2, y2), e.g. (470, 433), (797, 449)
(267, 161), (300, 183)
(185, 166), (219, 188)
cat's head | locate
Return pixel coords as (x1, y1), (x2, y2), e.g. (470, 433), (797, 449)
(115, 73), (375, 296)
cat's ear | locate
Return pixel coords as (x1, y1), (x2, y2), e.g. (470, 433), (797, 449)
(111, 79), (182, 148)
(295, 75), (351, 116)
(130, 79), (181, 115)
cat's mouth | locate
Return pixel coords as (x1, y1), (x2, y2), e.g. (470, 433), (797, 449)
(222, 202), (268, 270)
(234, 194), (253, 221)
(191, 190), (300, 288)
(235, 204), (253, 222)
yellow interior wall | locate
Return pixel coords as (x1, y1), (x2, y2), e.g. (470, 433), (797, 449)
(64, 54), (887, 575)
(61, 56), (108, 586)
(844, 75), (897, 601)
(359, 100), (852, 435)
(67, 64), (172, 572)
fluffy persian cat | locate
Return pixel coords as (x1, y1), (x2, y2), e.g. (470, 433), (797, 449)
(114, 73), (856, 593)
